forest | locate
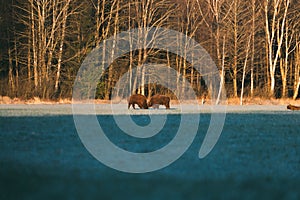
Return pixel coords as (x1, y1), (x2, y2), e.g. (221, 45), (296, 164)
(0, 0), (300, 101)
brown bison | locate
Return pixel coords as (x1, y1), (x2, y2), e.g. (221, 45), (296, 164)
(148, 94), (170, 109)
(287, 104), (300, 110)
(128, 94), (148, 109)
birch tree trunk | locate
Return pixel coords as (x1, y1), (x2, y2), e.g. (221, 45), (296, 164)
(240, 36), (252, 105)
(280, 23), (288, 98)
(55, 0), (71, 94)
(232, 0), (238, 98)
(131, 0), (175, 96)
(8, 47), (15, 96)
(264, 0), (290, 97)
(250, 0), (256, 97)
(216, 36), (226, 105)
(30, 0), (38, 92)
(104, 0), (119, 100)
(293, 41), (300, 100)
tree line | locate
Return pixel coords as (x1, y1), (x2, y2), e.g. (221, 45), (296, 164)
(0, 0), (300, 101)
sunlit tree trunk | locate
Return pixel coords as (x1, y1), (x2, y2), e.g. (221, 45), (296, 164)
(104, 0), (119, 100)
(55, 0), (71, 95)
(216, 35), (226, 105)
(131, 0), (175, 96)
(232, 0), (238, 98)
(8, 47), (15, 96)
(250, 0), (256, 97)
(264, 0), (290, 97)
(29, 0), (38, 92)
(293, 41), (300, 100)
(128, 2), (133, 95)
(240, 36), (252, 105)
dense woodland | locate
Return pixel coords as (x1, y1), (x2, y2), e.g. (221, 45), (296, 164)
(0, 0), (300, 101)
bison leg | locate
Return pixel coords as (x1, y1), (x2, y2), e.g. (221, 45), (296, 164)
(137, 103), (143, 109)
(166, 104), (170, 109)
(165, 101), (170, 109)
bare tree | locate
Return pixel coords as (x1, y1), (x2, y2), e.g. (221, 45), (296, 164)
(14, 0), (80, 98)
(175, 0), (205, 98)
(201, 0), (234, 100)
(104, 0), (120, 100)
(240, 36), (252, 105)
(3, 0), (300, 101)
(264, 0), (290, 97)
(216, 35), (226, 104)
(55, 0), (71, 94)
(293, 38), (300, 99)
(204, 0), (228, 68)
(130, 0), (176, 96)
(223, 0), (251, 97)
(280, 17), (294, 98)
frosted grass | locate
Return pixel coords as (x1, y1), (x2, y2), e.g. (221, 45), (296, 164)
(0, 104), (300, 199)
(0, 104), (289, 116)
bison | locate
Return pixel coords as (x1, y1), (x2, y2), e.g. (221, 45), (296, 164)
(128, 94), (148, 109)
(287, 104), (300, 110)
(148, 94), (170, 109)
